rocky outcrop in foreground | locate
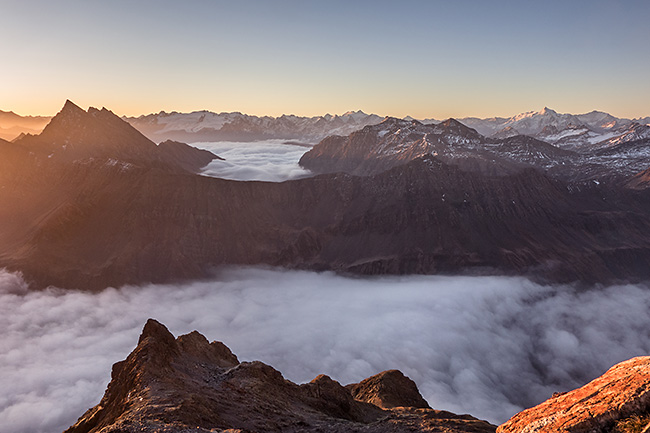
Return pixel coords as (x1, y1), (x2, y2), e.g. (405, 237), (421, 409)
(65, 319), (496, 433)
(498, 356), (650, 433)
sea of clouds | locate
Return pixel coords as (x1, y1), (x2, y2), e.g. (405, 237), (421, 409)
(1, 267), (650, 433)
(193, 140), (314, 182)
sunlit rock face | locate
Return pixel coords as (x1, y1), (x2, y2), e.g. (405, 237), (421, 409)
(497, 356), (650, 433)
(64, 319), (497, 433)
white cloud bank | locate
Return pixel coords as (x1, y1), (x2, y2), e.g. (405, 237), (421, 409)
(1, 267), (649, 433)
(194, 140), (313, 182)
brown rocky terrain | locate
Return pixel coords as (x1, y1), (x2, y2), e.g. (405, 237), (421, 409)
(498, 356), (650, 433)
(628, 168), (650, 190)
(1, 102), (650, 290)
(64, 319), (496, 433)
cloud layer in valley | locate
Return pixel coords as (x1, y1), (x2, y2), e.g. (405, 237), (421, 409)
(194, 140), (313, 182)
(1, 267), (649, 433)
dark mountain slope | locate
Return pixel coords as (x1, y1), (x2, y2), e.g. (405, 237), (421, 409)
(2, 149), (650, 290)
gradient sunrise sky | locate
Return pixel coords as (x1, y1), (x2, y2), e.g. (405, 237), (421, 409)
(2, 0), (649, 119)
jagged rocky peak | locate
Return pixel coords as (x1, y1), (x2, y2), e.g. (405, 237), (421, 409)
(65, 319), (496, 433)
(18, 99), (155, 153)
(498, 356), (650, 433)
(49, 101), (123, 131)
(538, 106), (557, 116)
(61, 99), (86, 115)
(12, 100), (219, 173)
(433, 118), (483, 138)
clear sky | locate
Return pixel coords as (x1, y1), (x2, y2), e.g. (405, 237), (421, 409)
(1, 0), (649, 119)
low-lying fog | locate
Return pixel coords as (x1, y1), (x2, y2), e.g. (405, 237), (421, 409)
(1, 267), (649, 433)
(193, 140), (314, 181)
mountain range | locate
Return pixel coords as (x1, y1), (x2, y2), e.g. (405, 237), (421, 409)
(125, 106), (650, 148)
(459, 107), (650, 154)
(124, 109), (384, 144)
(299, 115), (650, 185)
(1, 101), (649, 290)
(3, 105), (649, 147)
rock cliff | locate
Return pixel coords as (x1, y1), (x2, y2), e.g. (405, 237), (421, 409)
(64, 319), (496, 433)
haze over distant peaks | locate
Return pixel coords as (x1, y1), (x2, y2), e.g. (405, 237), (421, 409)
(125, 109), (384, 143)
(0, 108), (50, 141)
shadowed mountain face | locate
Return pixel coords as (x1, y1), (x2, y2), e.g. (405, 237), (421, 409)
(13, 100), (218, 173)
(64, 319), (496, 433)
(1, 102), (650, 290)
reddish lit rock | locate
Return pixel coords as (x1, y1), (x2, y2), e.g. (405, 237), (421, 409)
(498, 356), (650, 433)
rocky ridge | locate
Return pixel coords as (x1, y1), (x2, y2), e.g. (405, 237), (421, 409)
(64, 319), (496, 433)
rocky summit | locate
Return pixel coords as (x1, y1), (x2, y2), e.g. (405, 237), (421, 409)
(64, 319), (496, 433)
(498, 356), (650, 433)
(12, 100), (219, 173)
